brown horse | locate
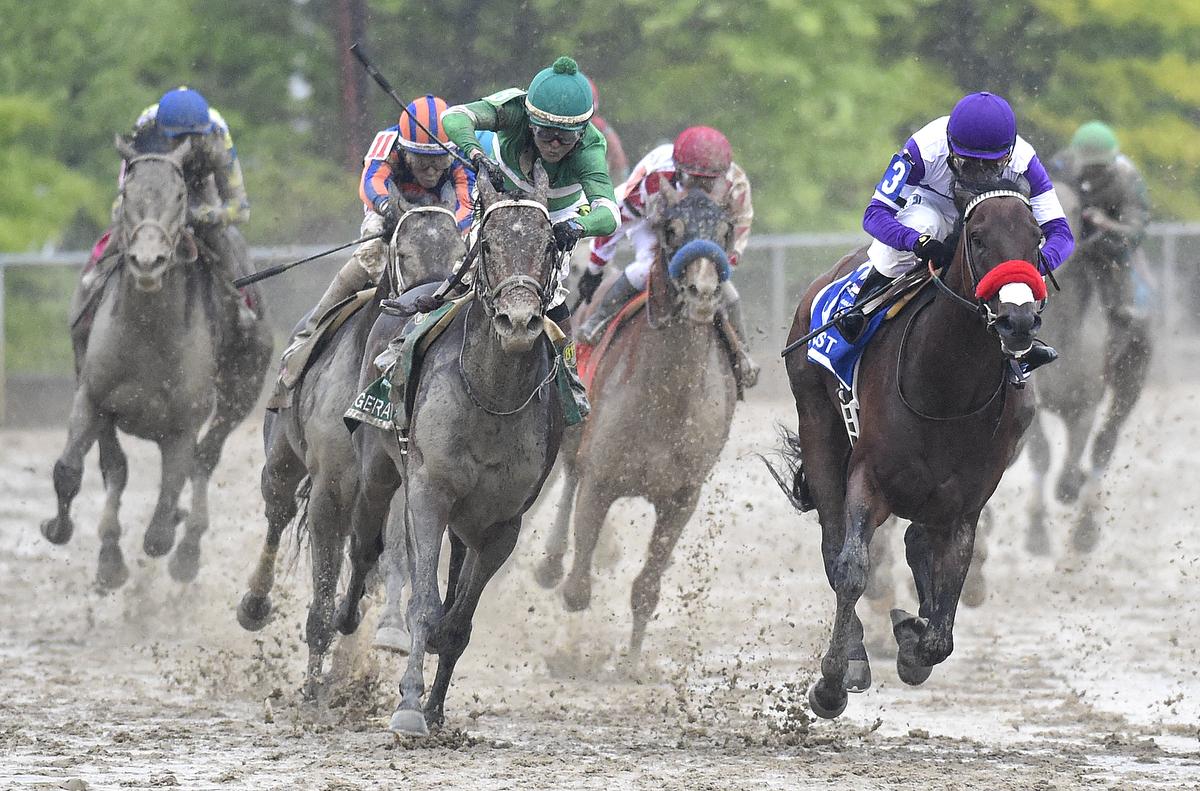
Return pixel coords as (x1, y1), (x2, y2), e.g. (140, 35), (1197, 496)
(534, 185), (738, 657)
(778, 188), (1046, 719)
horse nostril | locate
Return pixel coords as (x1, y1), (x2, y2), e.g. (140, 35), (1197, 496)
(495, 313), (514, 334)
(525, 314), (542, 335)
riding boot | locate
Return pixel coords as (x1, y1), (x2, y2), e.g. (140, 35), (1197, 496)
(277, 258), (373, 389)
(562, 336), (591, 419)
(1019, 340), (1059, 375)
(837, 267), (895, 342)
(201, 225), (259, 337)
(578, 272), (641, 345)
(721, 282), (760, 389)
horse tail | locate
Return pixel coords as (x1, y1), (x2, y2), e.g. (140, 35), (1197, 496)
(285, 475), (314, 567)
(759, 424), (813, 513)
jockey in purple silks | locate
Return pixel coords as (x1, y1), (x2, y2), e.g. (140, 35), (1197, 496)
(842, 91), (1075, 372)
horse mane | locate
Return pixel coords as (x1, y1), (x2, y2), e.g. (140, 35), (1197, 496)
(131, 125), (178, 155)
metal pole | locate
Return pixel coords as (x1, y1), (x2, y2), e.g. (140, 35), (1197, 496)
(0, 262), (6, 425)
(770, 243), (787, 343)
(1162, 230), (1178, 337)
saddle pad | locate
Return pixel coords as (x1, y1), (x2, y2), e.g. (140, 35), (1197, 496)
(806, 263), (888, 391)
(577, 291), (649, 391)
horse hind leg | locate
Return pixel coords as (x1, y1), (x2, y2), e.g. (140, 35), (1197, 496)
(961, 506), (993, 609)
(1024, 416), (1053, 556)
(627, 486), (702, 661)
(301, 479), (352, 701)
(42, 389), (104, 545)
(374, 490), (414, 654)
(238, 431), (305, 632)
(142, 432), (194, 558)
(95, 423), (130, 590)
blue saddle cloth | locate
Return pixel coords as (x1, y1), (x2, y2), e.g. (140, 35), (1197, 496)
(806, 263), (889, 390)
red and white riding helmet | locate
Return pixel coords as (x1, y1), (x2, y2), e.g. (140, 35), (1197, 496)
(673, 126), (732, 178)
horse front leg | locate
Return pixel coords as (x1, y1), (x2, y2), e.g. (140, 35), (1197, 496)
(535, 456), (579, 589)
(896, 516), (977, 683)
(810, 465), (888, 719)
(390, 478), (451, 736)
(42, 388), (104, 546)
(1024, 415), (1053, 556)
(423, 518), (522, 732)
(375, 489), (413, 654)
(95, 422), (130, 590)
(628, 486), (702, 661)
(561, 474), (617, 612)
(142, 432), (195, 558)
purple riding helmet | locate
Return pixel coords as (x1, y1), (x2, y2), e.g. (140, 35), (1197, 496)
(946, 91), (1016, 182)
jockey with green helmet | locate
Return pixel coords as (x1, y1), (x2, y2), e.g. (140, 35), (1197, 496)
(441, 55), (621, 417)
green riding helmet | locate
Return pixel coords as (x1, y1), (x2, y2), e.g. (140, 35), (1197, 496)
(1070, 120), (1120, 166)
(525, 56), (594, 131)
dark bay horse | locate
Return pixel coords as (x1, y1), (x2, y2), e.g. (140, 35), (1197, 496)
(780, 189), (1046, 720)
(334, 163), (565, 735)
(42, 134), (271, 588)
(1023, 183), (1151, 554)
(534, 185), (739, 658)
(236, 203), (462, 698)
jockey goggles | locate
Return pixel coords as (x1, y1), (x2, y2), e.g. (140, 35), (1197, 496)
(403, 150), (453, 171)
(530, 125), (583, 146)
(949, 152), (1011, 183)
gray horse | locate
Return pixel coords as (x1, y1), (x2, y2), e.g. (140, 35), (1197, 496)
(333, 164), (564, 736)
(535, 185), (739, 657)
(42, 134), (272, 588)
(1023, 182), (1151, 553)
(236, 203), (463, 698)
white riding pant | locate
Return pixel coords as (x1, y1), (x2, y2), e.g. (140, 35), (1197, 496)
(620, 221), (660, 290)
(867, 195), (958, 278)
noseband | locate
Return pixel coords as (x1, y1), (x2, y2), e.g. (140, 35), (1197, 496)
(117, 153), (189, 272)
(930, 189), (1039, 327)
(388, 205), (459, 291)
(473, 199), (559, 313)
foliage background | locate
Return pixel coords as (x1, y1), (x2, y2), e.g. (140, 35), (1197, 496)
(3, 0), (1198, 252)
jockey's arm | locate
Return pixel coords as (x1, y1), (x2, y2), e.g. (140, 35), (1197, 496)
(359, 155), (396, 215)
(862, 139), (927, 253)
(1026, 156), (1074, 271)
(441, 98), (507, 159)
(203, 129), (250, 226)
(1110, 162), (1151, 246)
(571, 134), (620, 238)
(726, 163), (754, 266)
(449, 162), (476, 231)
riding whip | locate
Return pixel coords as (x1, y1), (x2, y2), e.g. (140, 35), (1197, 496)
(232, 232), (387, 287)
(349, 42), (477, 173)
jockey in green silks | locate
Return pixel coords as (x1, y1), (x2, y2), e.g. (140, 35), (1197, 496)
(441, 55), (621, 418)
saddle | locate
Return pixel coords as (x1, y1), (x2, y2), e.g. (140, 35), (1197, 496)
(344, 293), (582, 437)
(266, 288), (377, 410)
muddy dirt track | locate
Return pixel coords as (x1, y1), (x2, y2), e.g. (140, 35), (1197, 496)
(2, 387), (1199, 790)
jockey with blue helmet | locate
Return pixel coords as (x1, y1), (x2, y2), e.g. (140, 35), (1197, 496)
(843, 92), (1075, 371)
(78, 87), (257, 349)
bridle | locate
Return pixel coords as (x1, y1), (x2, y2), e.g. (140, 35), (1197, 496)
(928, 189), (1040, 329)
(472, 199), (559, 315)
(116, 153), (191, 275)
(387, 204), (459, 292)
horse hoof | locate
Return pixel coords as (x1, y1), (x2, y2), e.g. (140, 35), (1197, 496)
(237, 593), (272, 632)
(334, 598), (360, 636)
(961, 569), (987, 609)
(373, 626), (412, 655)
(1071, 511), (1100, 554)
(561, 581), (591, 613)
(95, 545), (129, 591)
(389, 707), (429, 736)
(846, 659), (872, 693)
(891, 609), (933, 687)
(168, 543), (201, 583)
(534, 556), (565, 589)
(807, 679), (848, 719)
(41, 516), (75, 545)
(1055, 468), (1087, 504)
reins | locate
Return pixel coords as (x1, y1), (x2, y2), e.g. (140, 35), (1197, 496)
(472, 199), (559, 314)
(457, 300), (559, 415)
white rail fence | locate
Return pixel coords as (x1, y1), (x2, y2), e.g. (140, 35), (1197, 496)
(2, 224), (1198, 423)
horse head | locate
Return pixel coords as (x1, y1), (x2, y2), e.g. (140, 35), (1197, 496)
(114, 133), (195, 293)
(472, 159), (557, 353)
(955, 186), (1047, 358)
(649, 177), (733, 325)
(387, 190), (465, 291)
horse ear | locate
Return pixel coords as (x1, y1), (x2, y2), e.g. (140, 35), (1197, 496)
(532, 159), (550, 206)
(387, 182), (413, 214)
(170, 135), (195, 164)
(661, 174), (682, 207)
(475, 164), (497, 209)
(115, 133), (138, 162)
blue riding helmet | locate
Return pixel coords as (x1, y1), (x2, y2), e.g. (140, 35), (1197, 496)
(947, 92), (1016, 160)
(157, 87), (214, 137)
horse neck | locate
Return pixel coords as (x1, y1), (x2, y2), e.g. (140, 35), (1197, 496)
(904, 257), (1004, 405)
(110, 262), (201, 332)
(460, 301), (548, 406)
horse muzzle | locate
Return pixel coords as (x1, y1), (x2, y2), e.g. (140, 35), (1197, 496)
(993, 303), (1042, 356)
(492, 291), (544, 353)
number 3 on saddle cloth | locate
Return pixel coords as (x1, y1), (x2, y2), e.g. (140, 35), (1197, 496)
(806, 263), (926, 443)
